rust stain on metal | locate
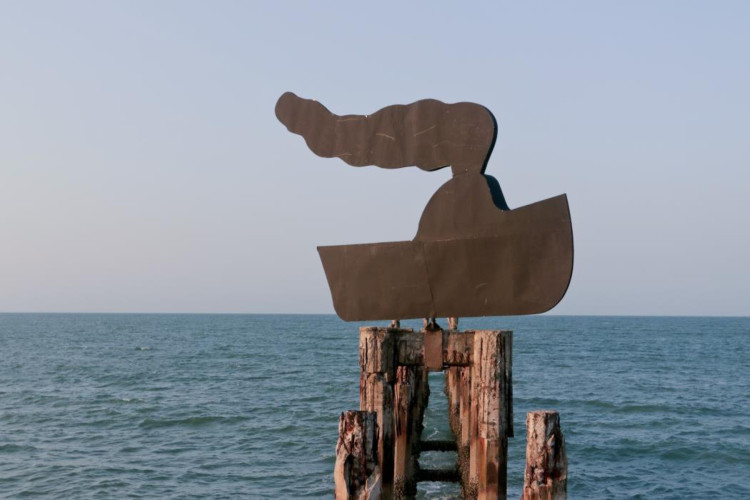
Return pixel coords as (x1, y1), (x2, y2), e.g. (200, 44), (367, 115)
(276, 92), (574, 321)
(423, 328), (443, 372)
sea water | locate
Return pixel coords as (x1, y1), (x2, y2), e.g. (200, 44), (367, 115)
(1, 314), (748, 498)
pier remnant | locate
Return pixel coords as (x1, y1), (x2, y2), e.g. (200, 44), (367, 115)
(354, 325), (511, 499)
(521, 411), (567, 500)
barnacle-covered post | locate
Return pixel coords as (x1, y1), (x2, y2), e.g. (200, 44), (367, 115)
(359, 327), (396, 497)
(468, 330), (512, 499)
(334, 411), (382, 500)
(522, 411), (567, 500)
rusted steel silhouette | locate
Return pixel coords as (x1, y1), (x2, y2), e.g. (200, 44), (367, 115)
(276, 92), (573, 321)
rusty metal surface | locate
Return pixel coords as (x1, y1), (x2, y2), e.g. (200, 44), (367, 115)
(423, 328), (444, 372)
(276, 93), (574, 321)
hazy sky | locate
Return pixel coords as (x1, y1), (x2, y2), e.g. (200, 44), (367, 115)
(2, 2), (748, 316)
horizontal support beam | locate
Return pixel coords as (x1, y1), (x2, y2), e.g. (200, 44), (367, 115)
(418, 440), (458, 452)
(396, 329), (484, 367)
(361, 327), (512, 370)
(416, 467), (461, 483)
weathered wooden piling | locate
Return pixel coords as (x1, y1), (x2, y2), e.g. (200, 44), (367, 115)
(334, 411), (382, 500)
(393, 365), (425, 497)
(359, 327), (397, 498)
(457, 365), (472, 489)
(521, 411), (567, 500)
(466, 330), (512, 500)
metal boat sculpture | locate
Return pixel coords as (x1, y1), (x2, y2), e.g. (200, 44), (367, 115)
(275, 92), (573, 321)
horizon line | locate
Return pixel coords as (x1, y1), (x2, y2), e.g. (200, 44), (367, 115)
(0, 311), (748, 319)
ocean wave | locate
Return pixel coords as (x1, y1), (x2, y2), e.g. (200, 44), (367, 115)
(0, 443), (38, 453)
(138, 415), (248, 429)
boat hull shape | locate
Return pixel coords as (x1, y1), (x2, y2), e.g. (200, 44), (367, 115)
(318, 194), (573, 321)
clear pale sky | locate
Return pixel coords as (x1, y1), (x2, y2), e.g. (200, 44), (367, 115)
(2, 2), (748, 316)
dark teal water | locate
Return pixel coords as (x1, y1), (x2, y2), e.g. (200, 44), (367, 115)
(0, 314), (748, 498)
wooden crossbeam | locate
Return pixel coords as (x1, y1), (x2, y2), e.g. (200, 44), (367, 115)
(418, 440), (458, 452)
(416, 467), (461, 483)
